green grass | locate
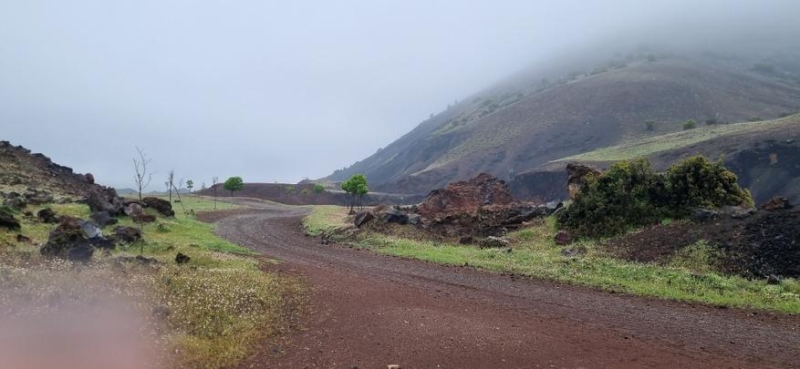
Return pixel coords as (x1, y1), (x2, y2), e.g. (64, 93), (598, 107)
(552, 114), (800, 163)
(0, 196), (305, 368)
(305, 206), (800, 314)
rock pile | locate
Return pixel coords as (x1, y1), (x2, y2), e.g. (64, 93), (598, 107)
(353, 173), (561, 240)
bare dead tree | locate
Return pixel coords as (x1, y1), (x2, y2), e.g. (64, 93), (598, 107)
(178, 178), (185, 193)
(133, 147), (153, 201)
(212, 176), (219, 209)
(166, 170), (175, 203)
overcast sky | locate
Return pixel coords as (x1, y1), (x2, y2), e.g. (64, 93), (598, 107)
(1, 1), (797, 189)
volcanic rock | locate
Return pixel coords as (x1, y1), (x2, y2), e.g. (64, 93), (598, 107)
(90, 211), (118, 227)
(37, 208), (58, 224)
(354, 211), (375, 228)
(0, 208), (21, 231)
(760, 197), (792, 212)
(554, 230), (572, 245)
(86, 186), (125, 215)
(142, 197), (174, 217)
(175, 252), (191, 264)
(417, 173), (514, 219)
(111, 226), (142, 243)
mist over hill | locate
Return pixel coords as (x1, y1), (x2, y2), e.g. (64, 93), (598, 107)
(326, 20), (800, 195)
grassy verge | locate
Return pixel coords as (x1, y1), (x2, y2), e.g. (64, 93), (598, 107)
(552, 114), (800, 163)
(303, 206), (800, 314)
(0, 196), (304, 368)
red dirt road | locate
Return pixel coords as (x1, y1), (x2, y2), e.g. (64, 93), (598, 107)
(211, 202), (800, 369)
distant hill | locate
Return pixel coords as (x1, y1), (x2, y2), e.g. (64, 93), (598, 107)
(326, 53), (800, 196)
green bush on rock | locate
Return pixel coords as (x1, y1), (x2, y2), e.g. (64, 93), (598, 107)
(557, 156), (752, 238)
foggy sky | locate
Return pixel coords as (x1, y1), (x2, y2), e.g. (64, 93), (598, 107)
(1, 0), (798, 189)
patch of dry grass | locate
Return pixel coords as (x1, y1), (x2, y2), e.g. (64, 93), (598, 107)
(0, 197), (305, 368)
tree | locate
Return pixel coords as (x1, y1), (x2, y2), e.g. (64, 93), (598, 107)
(200, 182), (207, 191)
(212, 176), (219, 209)
(313, 183), (325, 195)
(132, 147), (153, 201)
(683, 119), (697, 130)
(186, 179), (194, 193)
(166, 170), (175, 202)
(341, 174), (368, 212)
(178, 178), (185, 193)
(224, 176), (244, 197)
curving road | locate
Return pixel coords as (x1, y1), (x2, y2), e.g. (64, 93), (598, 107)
(210, 200), (800, 369)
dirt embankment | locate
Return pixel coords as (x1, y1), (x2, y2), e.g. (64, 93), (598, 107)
(608, 200), (800, 279)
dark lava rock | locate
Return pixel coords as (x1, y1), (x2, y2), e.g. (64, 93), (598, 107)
(381, 208), (409, 225)
(133, 214), (157, 224)
(767, 274), (781, 285)
(40, 217), (86, 257)
(142, 197), (174, 217)
(37, 208), (58, 224)
(458, 236), (474, 245)
(760, 197), (792, 212)
(554, 230), (572, 245)
(89, 236), (115, 250)
(85, 173), (95, 184)
(111, 226), (142, 244)
(86, 187), (125, 215)
(407, 214), (421, 225)
(67, 243), (94, 262)
(175, 252), (191, 264)
(16, 234), (31, 243)
(0, 208), (21, 231)
(354, 211), (375, 228)
(90, 211), (118, 227)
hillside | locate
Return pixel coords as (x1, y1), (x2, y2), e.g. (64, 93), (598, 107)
(0, 140), (98, 197)
(510, 114), (800, 204)
(326, 54), (800, 195)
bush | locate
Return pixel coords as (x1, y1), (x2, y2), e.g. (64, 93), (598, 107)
(644, 120), (655, 131)
(705, 119), (718, 125)
(661, 156), (753, 215)
(683, 119), (697, 130)
(557, 156), (752, 238)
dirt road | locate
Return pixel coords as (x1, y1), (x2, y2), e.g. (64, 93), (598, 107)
(211, 202), (800, 369)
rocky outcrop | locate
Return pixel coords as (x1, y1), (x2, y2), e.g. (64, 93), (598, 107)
(566, 163), (601, 200)
(417, 173), (514, 219)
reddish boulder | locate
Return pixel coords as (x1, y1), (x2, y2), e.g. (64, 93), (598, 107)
(417, 173), (514, 219)
(554, 230), (572, 245)
(760, 196), (792, 212)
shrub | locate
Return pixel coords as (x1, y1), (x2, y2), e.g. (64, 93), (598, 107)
(644, 120), (655, 131)
(683, 119), (697, 130)
(661, 156), (753, 215)
(557, 156), (752, 238)
(705, 119), (718, 125)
